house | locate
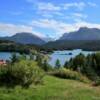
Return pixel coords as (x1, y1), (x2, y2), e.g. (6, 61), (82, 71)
(0, 60), (7, 65)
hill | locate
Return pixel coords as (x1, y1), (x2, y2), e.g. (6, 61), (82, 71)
(0, 40), (41, 53)
(0, 32), (46, 45)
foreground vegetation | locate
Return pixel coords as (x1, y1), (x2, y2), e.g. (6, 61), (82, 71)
(0, 60), (44, 87)
(0, 40), (41, 54)
(64, 53), (100, 86)
(0, 51), (100, 99)
(0, 76), (100, 100)
(49, 68), (90, 83)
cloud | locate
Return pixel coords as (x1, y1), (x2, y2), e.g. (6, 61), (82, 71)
(88, 2), (97, 7)
(26, 1), (98, 20)
(0, 23), (33, 34)
(31, 19), (68, 36)
(37, 2), (61, 11)
(31, 18), (100, 38)
(63, 2), (97, 10)
(0, 23), (46, 38)
(72, 13), (87, 19)
(63, 2), (86, 10)
(36, 2), (62, 18)
(74, 21), (100, 29)
(71, 13), (88, 22)
(36, 2), (87, 19)
(31, 19), (81, 38)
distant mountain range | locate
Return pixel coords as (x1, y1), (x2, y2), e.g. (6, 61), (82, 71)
(60, 27), (100, 40)
(0, 32), (46, 45)
(43, 27), (100, 50)
(1, 27), (100, 50)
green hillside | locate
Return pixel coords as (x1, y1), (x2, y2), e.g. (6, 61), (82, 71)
(0, 76), (100, 100)
(0, 40), (41, 53)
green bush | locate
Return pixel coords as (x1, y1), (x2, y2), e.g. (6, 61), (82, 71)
(64, 53), (100, 82)
(49, 68), (90, 83)
(0, 60), (44, 87)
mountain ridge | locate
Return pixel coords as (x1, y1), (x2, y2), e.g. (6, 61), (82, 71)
(43, 27), (100, 50)
(60, 27), (100, 40)
(0, 32), (46, 45)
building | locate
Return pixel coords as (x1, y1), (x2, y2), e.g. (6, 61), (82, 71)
(0, 60), (7, 65)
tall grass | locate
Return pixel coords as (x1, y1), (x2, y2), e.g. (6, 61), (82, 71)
(49, 68), (90, 83)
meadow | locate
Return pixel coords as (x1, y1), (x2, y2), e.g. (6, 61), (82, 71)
(0, 76), (100, 100)
(0, 52), (100, 100)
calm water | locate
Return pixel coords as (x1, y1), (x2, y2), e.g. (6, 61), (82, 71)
(49, 49), (94, 66)
(0, 49), (95, 66)
(0, 52), (12, 60)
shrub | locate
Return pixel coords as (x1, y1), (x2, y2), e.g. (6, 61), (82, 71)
(49, 68), (90, 83)
(64, 53), (100, 82)
(92, 78), (100, 86)
(0, 60), (44, 87)
(10, 53), (20, 63)
(42, 60), (52, 71)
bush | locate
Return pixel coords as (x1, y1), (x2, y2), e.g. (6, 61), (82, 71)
(49, 68), (90, 83)
(92, 78), (100, 86)
(64, 53), (100, 82)
(0, 60), (44, 87)
(42, 60), (53, 71)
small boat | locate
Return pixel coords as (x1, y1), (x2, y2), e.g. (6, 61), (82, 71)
(68, 53), (72, 55)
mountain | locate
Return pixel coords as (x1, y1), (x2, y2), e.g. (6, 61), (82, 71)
(0, 32), (46, 45)
(60, 27), (100, 40)
(43, 27), (100, 50)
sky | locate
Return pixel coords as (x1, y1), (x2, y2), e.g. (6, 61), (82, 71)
(0, 0), (100, 39)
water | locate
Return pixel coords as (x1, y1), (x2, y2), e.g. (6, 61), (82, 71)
(0, 49), (95, 66)
(49, 49), (94, 66)
(0, 52), (12, 60)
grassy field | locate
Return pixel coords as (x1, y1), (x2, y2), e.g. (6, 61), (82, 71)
(0, 76), (100, 100)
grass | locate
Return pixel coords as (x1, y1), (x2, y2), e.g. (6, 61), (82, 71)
(0, 76), (100, 100)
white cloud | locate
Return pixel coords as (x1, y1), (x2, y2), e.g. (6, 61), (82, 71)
(42, 14), (53, 18)
(88, 2), (97, 7)
(72, 13), (87, 19)
(31, 18), (100, 38)
(0, 23), (33, 34)
(71, 13), (88, 22)
(31, 19), (68, 36)
(37, 2), (61, 11)
(32, 2), (63, 19)
(74, 21), (100, 29)
(63, 2), (86, 10)
(0, 23), (46, 38)
(36, 2), (62, 18)
(26, 1), (98, 20)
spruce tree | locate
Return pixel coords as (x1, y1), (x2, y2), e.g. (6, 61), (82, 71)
(55, 59), (61, 69)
